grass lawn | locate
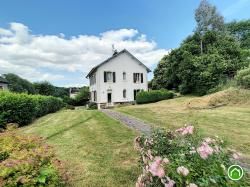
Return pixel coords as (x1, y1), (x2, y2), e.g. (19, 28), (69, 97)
(20, 109), (139, 187)
(116, 96), (250, 163)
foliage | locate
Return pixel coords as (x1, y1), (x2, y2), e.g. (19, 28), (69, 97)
(3, 73), (36, 94)
(74, 86), (89, 106)
(0, 131), (67, 186)
(236, 67), (250, 89)
(0, 91), (64, 128)
(195, 0), (224, 34)
(87, 102), (97, 110)
(226, 19), (250, 49)
(135, 126), (249, 186)
(152, 31), (244, 95)
(33, 81), (55, 96)
(136, 90), (174, 104)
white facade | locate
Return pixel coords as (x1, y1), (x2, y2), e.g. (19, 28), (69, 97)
(87, 49), (150, 108)
(0, 83), (8, 91)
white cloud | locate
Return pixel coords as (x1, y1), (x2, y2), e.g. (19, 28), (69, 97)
(0, 22), (169, 86)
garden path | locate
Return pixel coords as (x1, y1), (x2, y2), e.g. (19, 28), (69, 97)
(101, 109), (152, 136)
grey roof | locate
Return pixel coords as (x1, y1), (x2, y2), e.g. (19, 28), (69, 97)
(86, 49), (151, 78)
(0, 76), (8, 84)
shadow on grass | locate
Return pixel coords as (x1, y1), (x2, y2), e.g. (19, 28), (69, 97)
(46, 116), (92, 140)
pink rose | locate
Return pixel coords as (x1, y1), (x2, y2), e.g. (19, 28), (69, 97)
(177, 166), (189, 176)
(197, 142), (213, 159)
(148, 157), (165, 178)
(176, 125), (194, 135)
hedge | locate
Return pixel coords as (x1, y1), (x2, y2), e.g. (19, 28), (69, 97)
(236, 67), (250, 89)
(0, 91), (65, 128)
(136, 90), (174, 104)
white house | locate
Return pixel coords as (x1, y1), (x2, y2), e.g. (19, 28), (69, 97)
(0, 76), (8, 91)
(86, 49), (151, 109)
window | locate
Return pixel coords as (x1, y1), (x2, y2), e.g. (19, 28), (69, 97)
(0, 86), (3, 90)
(133, 73), (140, 83)
(123, 72), (126, 80)
(104, 71), (116, 82)
(133, 73), (144, 83)
(123, 89), (126, 98)
(90, 74), (96, 85)
(93, 91), (97, 102)
(107, 72), (112, 81)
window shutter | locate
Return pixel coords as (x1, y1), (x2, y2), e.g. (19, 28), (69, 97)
(141, 73), (143, 83)
(113, 72), (116, 83)
(133, 73), (136, 83)
(104, 71), (107, 82)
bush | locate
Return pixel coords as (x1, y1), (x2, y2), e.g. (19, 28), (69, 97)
(0, 91), (65, 128)
(236, 67), (250, 89)
(87, 102), (97, 110)
(136, 90), (174, 104)
(134, 126), (249, 186)
(0, 131), (67, 186)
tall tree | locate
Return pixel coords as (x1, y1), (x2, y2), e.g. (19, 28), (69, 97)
(195, 0), (224, 54)
(3, 73), (36, 94)
(33, 81), (55, 96)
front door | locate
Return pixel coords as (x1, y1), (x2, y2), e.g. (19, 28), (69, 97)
(134, 89), (140, 100)
(107, 93), (112, 103)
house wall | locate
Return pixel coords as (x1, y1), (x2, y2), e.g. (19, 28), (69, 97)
(89, 52), (148, 105)
(0, 83), (8, 90)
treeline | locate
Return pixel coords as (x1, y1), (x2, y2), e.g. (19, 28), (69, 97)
(152, 0), (250, 95)
(4, 73), (69, 97)
(2, 73), (89, 105)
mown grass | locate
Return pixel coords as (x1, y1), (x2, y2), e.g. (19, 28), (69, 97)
(20, 109), (139, 187)
(116, 95), (250, 164)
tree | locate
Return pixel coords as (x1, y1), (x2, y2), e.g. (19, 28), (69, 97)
(226, 19), (250, 49)
(195, 0), (224, 54)
(33, 81), (55, 96)
(152, 31), (243, 95)
(74, 86), (89, 105)
(3, 73), (36, 94)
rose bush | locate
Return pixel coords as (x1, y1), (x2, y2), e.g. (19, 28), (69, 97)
(135, 125), (249, 187)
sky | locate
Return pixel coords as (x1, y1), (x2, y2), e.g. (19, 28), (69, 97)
(0, 0), (249, 87)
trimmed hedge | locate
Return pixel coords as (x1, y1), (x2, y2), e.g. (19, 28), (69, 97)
(0, 91), (65, 128)
(236, 67), (250, 89)
(136, 90), (174, 104)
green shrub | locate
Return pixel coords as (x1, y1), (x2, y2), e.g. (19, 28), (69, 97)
(236, 67), (250, 89)
(87, 102), (97, 110)
(136, 90), (174, 104)
(135, 126), (249, 186)
(0, 91), (64, 128)
(0, 131), (67, 186)
(0, 92), (37, 127)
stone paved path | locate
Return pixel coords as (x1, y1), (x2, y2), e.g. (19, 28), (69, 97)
(101, 109), (152, 136)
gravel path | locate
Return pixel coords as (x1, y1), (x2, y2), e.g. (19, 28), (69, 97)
(101, 109), (152, 136)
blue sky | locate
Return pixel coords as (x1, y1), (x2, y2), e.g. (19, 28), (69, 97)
(0, 0), (249, 86)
